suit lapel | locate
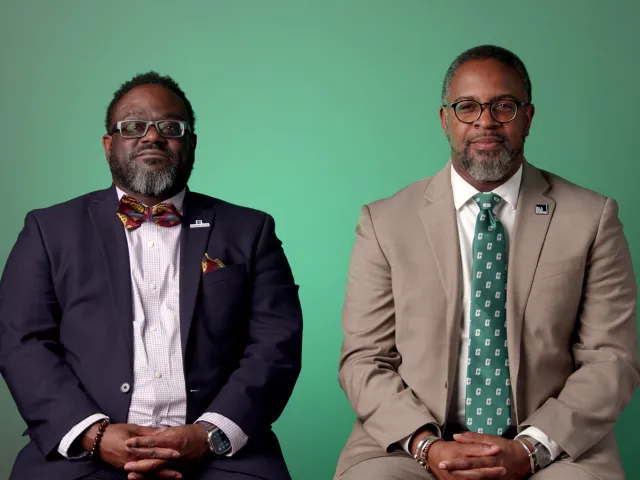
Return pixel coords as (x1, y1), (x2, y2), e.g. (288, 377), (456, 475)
(506, 162), (554, 420)
(89, 187), (134, 366)
(419, 163), (463, 419)
(179, 191), (216, 356)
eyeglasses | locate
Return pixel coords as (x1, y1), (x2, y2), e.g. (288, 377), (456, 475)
(109, 120), (191, 139)
(443, 99), (530, 124)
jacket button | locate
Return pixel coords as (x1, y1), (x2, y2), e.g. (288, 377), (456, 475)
(120, 382), (131, 393)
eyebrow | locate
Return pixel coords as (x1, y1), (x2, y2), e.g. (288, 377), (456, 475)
(119, 111), (187, 120)
(451, 93), (523, 103)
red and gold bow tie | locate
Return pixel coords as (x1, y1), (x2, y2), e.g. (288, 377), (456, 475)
(117, 195), (182, 231)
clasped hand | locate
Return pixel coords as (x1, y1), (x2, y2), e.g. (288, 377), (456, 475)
(82, 423), (210, 479)
(428, 432), (532, 480)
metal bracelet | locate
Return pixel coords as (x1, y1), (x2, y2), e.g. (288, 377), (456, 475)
(419, 437), (442, 472)
(413, 436), (431, 467)
(516, 439), (536, 474)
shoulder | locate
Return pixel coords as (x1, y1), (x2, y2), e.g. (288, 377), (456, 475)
(537, 168), (611, 218)
(25, 188), (112, 225)
(188, 191), (274, 229)
(365, 176), (433, 219)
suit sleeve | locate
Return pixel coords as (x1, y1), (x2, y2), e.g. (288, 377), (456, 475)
(0, 212), (102, 457)
(338, 205), (438, 451)
(205, 214), (303, 438)
(522, 198), (640, 459)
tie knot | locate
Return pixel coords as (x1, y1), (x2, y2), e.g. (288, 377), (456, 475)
(474, 193), (502, 212)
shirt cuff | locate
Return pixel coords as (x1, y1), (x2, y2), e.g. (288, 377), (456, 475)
(58, 414), (109, 459)
(196, 412), (248, 456)
(400, 423), (442, 455)
(516, 426), (563, 461)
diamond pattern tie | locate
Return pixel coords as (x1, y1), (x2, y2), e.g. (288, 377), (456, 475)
(117, 195), (182, 231)
(465, 193), (511, 435)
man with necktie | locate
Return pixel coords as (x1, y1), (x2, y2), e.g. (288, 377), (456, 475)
(0, 72), (303, 480)
(334, 45), (640, 479)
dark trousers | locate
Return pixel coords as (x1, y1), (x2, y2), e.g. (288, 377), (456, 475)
(82, 469), (270, 479)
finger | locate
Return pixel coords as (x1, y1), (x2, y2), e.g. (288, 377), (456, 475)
(124, 459), (168, 472)
(155, 470), (183, 479)
(457, 443), (502, 457)
(127, 435), (177, 448)
(131, 425), (163, 436)
(439, 456), (500, 471)
(449, 467), (507, 479)
(126, 436), (156, 448)
(127, 446), (180, 460)
(454, 432), (498, 445)
(128, 470), (182, 480)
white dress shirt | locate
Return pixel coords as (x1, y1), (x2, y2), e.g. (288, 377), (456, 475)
(402, 165), (562, 462)
(58, 188), (247, 458)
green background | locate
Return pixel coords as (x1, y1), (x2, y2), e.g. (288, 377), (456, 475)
(1, 1), (638, 478)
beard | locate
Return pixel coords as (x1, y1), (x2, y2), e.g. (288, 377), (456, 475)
(452, 132), (524, 183)
(108, 145), (194, 197)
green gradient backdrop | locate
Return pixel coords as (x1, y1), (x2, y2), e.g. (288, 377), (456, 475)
(1, 1), (639, 478)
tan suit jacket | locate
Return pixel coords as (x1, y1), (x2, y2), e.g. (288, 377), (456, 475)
(336, 162), (640, 478)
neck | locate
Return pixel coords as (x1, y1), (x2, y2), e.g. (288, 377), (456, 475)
(452, 157), (523, 192)
(114, 182), (184, 206)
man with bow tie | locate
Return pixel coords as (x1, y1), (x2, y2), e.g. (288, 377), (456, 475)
(334, 45), (640, 479)
(0, 72), (303, 480)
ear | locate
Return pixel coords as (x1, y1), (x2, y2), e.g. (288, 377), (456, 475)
(439, 106), (449, 137)
(523, 103), (535, 137)
(190, 133), (197, 152)
(102, 134), (113, 163)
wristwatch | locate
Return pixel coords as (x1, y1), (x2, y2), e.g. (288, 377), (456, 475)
(520, 436), (552, 471)
(197, 421), (231, 455)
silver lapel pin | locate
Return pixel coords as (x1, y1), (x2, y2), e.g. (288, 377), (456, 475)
(535, 204), (549, 215)
(190, 219), (210, 228)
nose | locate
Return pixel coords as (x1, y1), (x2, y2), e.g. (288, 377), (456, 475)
(474, 104), (501, 129)
(140, 124), (167, 144)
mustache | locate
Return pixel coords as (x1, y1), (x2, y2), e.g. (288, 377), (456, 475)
(466, 133), (507, 143)
(130, 145), (176, 161)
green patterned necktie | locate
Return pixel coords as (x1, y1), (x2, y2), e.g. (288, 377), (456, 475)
(465, 193), (511, 435)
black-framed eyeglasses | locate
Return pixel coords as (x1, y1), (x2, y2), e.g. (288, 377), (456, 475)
(109, 120), (191, 139)
(442, 99), (530, 124)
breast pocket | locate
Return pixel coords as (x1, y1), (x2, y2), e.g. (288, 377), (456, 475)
(201, 263), (247, 286)
(532, 257), (584, 282)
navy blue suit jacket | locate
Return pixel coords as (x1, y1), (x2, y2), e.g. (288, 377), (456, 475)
(0, 187), (303, 479)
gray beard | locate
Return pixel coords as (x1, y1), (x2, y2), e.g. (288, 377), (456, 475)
(459, 147), (514, 182)
(453, 138), (523, 183)
(109, 151), (189, 197)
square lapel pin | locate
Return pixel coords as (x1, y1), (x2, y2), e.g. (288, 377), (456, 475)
(535, 204), (549, 215)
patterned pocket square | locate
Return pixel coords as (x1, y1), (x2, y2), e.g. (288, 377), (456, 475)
(202, 254), (226, 274)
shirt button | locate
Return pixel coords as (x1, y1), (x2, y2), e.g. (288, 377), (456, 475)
(150, 326), (158, 333)
(155, 416), (162, 424)
(120, 382), (131, 393)
(154, 371), (162, 378)
(150, 282), (156, 290)
(148, 240), (154, 248)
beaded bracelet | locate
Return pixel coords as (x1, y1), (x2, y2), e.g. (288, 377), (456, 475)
(414, 436), (441, 472)
(420, 437), (442, 472)
(89, 419), (110, 459)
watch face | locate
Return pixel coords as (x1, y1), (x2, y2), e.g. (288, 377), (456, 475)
(532, 441), (552, 468)
(536, 446), (552, 468)
(211, 428), (231, 455)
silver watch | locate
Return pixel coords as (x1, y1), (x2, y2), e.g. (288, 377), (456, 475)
(520, 436), (552, 470)
(198, 421), (231, 455)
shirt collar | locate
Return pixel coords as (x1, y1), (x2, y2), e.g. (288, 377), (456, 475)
(450, 163), (523, 212)
(116, 186), (186, 215)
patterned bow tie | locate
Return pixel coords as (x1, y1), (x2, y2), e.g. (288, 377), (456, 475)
(117, 195), (182, 231)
